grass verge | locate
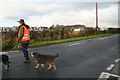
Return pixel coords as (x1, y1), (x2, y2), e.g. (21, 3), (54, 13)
(29, 33), (118, 48)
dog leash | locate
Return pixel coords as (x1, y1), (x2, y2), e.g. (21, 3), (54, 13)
(7, 44), (20, 52)
(6, 43), (33, 60)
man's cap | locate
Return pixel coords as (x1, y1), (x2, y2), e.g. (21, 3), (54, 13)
(17, 19), (24, 22)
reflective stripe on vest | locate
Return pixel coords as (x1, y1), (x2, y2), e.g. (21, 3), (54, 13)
(22, 37), (30, 39)
(18, 34), (30, 36)
(18, 25), (30, 41)
(24, 34), (30, 36)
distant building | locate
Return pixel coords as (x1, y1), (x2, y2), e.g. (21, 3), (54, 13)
(64, 25), (86, 31)
(73, 25), (86, 31)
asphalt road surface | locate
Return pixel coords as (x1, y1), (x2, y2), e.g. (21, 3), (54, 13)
(1, 35), (119, 79)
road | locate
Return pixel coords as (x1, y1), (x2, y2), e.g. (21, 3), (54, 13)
(1, 35), (119, 79)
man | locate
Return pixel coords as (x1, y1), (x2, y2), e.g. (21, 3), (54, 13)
(17, 19), (30, 63)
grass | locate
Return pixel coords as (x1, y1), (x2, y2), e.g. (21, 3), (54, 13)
(29, 33), (118, 48)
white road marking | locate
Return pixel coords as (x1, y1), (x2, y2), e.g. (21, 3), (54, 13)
(0, 48), (32, 55)
(115, 59), (120, 63)
(98, 58), (120, 80)
(98, 35), (118, 40)
(68, 43), (81, 46)
(106, 64), (115, 71)
(0, 50), (19, 55)
(68, 35), (118, 46)
(98, 72), (119, 79)
(98, 72), (110, 79)
(99, 37), (108, 40)
(0, 52), (8, 55)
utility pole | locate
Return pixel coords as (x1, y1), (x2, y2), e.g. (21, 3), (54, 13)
(96, 2), (99, 34)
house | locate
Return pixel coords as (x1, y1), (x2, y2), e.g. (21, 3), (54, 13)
(64, 25), (86, 31)
(73, 25), (86, 31)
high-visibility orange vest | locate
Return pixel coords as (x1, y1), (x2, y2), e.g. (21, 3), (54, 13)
(18, 25), (30, 41)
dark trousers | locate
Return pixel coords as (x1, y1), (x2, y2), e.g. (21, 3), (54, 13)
(21, 43), (29, 60)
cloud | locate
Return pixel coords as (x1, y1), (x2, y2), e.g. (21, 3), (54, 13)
(0, 0), (119, 2)
(99, 4), (118, 28)
(0, 2), (60, 19)
(0, 2), (118, 29)
(27, 3), (118, 28)
(27, 10), (95, 27)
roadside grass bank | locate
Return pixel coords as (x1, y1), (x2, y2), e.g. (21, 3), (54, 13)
(29, 33), (118, 48)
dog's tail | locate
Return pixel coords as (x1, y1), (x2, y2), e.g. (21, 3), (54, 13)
(56, 54), (59, 58)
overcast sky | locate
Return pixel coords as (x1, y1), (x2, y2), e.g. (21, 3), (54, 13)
(0, 0), (118, 29)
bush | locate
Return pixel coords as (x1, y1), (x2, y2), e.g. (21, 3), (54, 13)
(2, 26), (119, 51)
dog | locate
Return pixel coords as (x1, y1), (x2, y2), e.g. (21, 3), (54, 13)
(30, 51), (58, 70)
(2, 54), (11, 70)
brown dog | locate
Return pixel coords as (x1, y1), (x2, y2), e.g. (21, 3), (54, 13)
(30, 51), (58, 70)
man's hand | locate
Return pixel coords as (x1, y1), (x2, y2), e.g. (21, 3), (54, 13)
(17, 43), (21, 48)
(16, 38), (20, 48)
